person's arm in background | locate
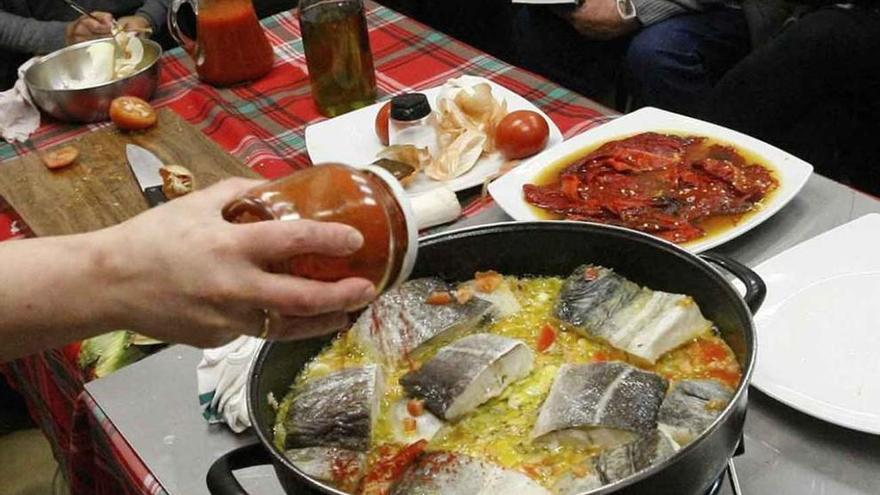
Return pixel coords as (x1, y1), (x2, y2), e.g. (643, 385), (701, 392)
(118, 0), (170, 34)
(0, 8), (114, 53)
(0, 178), (376, 363)
(567, 0), (719, 39)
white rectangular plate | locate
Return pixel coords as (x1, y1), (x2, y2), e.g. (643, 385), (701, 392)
(751, 214), (880, 433)
(487, 107), (813, 253)
(305, 76), (563, 195)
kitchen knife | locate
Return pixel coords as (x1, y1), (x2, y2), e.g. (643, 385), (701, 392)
(126, 144), (167, 207)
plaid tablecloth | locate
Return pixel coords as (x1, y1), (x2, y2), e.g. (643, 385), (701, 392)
(0, 3), (614, 494)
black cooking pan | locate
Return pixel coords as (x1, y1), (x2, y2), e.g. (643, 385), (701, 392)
(207, 221), (764, 495)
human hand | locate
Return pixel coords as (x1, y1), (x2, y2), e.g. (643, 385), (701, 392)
(65, 11), (114, 45)
(118, 15), (154, 35)
(568, 0), (639, 40)
(97, 178), (377, 348)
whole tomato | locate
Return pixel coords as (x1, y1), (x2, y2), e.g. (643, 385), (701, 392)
(375, 101), (392, 146)
(495, 110), (550, 159)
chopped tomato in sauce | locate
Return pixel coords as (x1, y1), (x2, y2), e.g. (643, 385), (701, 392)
(474, 270), (503, 293)
(537, 324), (556, 352)
(426, 291), (453, 305)
(406, 399), (425, 417)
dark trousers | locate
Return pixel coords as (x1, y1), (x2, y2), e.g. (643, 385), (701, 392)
(625, 7), (750, 114)
(514, 6), (750, 113)
(702, 6), (880, 195)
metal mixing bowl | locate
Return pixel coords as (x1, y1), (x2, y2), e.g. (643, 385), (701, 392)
(25, 38), (162, 123)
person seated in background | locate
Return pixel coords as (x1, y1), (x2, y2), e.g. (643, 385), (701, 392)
(518, 0), (810, 112)
(701, 0), (880, 195)
(515, 0), (758, 114)
(0, 0), (170, 90)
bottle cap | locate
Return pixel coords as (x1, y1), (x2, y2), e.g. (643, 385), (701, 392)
(390, 93), (431, 121)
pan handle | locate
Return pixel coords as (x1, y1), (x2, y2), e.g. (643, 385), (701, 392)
(206, 441), (271, 495)
(700, 252), (766, 314)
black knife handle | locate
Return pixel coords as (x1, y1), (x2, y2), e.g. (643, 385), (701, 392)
(144, 185), (168, 208)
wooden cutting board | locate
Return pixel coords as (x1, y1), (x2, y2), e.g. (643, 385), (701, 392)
(0, 109), (261, 237)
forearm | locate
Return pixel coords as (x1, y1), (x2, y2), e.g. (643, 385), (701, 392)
(0, 10), (67, 54)
(0, 230), (125, 362)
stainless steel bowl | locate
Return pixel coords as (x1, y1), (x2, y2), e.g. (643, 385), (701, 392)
(25, 38), (162, 123)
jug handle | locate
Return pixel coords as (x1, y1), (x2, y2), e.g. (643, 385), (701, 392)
(169, 0), (198, 55)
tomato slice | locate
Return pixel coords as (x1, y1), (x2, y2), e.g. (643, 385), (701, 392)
(537, 323), (556, 352)
(109, 96), (158, 130)
(495, 110), (550, 159)
(42, 145), (79, 170)
(375, 101), (391, 146)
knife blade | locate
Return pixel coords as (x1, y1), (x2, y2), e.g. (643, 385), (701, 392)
(126, 144), (167, 207)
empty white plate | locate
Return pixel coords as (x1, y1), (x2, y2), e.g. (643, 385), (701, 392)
(488, 107), (813, 253)
(752, 214), (880, 433)
(305, 76), (563, 195)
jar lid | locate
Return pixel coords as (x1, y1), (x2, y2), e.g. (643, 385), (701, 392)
(390, 93), (431, 121)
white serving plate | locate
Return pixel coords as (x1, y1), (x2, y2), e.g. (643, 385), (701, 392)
(488, 107), (813, 253)
(751, 214), (880, 434)
(305, 76), (563, 195)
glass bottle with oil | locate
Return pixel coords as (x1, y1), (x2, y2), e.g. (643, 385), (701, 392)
(299, 0), (377, 117)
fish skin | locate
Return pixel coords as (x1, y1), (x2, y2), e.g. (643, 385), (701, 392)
(284, 447), (366, 493)
(352, 278), (492, 366)
(400, 333), (535, 420)
(556, 265), (640, 336)
(594, 429), (680, 484)
(658, 379), (733, 446)
(391, 451), (552, 495)
(532, 362), (668, 449)
(556, 265), (712, 363)
(284, 365), (383, 452)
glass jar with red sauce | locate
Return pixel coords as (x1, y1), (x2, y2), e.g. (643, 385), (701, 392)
(221, 164), (418, 294)
(169, 0), (275, 86)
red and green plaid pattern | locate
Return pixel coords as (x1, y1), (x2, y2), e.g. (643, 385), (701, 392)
(0, 3), (615, 494)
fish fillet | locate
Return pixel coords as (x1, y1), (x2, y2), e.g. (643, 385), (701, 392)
(283, 365), (383, 451)
(392, 451), (551, 495)
(594, 429), (679, 484)
(352, 278), (492, 366)
(400, 333), (535, 420)
(556, 265), (712, 363)
(284, 447), (365, 492)
(658, 379), (733, 446)
(532, 362), (668, 449)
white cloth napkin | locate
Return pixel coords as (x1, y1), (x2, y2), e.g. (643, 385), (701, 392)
(197, 336), (260, 433)
(0, 58), (40, 143)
